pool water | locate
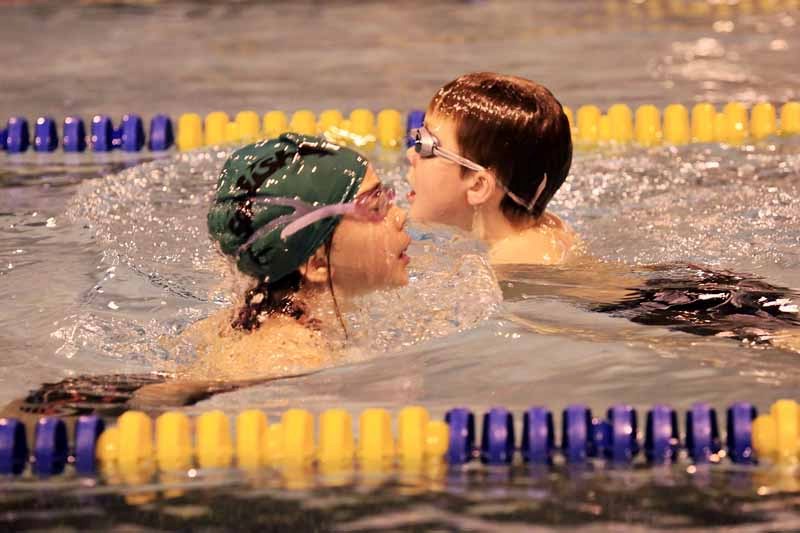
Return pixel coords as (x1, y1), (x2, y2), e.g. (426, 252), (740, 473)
(2, 0), (800, 530)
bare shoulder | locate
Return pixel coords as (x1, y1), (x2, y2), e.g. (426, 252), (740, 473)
(489, 212), (579, 265)
(182, 315), (333, 381)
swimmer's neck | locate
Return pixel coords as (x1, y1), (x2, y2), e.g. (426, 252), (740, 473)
(469, 205), (540, 244)
(296, 282), (359, 314)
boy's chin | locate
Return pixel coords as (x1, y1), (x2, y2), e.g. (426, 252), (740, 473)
(387, 264), (410, 287)
(408, 206), (454, 227)
(407, 204), (427, 223)
(392, 272), (410, 287)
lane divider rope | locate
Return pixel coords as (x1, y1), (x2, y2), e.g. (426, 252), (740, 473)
(2, 102), (798, 155)
(2, 399), (796, 479)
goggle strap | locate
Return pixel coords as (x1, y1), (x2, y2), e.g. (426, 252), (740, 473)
(432, 145), (486, 172)
(502, 174), (548, 213)
(238, 212), (297, 254)
(280, 203), (355, 239)
(237, 196), (316, 255)
(413, 126), (485, 172)
(237, 184), (395, 250)
(415, 126), (548, 214)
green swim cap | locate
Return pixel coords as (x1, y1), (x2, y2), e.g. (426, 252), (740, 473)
(208, 133), (368, 281)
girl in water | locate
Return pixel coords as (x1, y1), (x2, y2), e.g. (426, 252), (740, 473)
(184, 132), (410, 377)
(138, 132), (412, 404)
(2, 133), (412, 417)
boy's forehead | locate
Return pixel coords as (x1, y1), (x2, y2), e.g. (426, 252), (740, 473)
(424, 112), (446, 130)
(425, 113), (459, 146)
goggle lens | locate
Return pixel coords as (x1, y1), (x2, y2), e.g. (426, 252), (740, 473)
(413, 127), (435, 157)
(354, 183), (395, 221)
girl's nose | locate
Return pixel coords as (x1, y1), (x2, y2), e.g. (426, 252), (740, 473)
(391, 206), (407, 230)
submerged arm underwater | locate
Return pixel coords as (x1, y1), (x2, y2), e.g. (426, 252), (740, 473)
(0, 371), (317, 429)
(593, 265), (800, 347)
(499, 259), (800, 350)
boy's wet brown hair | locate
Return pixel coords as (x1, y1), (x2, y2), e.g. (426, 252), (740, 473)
(428, 72), (572, 221)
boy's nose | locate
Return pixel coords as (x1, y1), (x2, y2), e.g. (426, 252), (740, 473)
(406, 146), (418, 165)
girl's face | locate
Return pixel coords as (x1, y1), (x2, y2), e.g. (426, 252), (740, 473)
(405, 114), (473, 229)
(329, 166), (411, 293)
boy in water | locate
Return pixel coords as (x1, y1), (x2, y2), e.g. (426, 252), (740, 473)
(406, 72), (800, 349)
(406, 72), (576, 265)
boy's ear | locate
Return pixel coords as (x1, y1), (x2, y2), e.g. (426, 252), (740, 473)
(297, 246), (330, 285)
(465, 170), (498, 207)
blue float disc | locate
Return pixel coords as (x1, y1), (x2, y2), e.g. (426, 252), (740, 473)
(480, 407), (515, 465)
(645, 404), (679, 464)
(0, 418), (28, 475)
(91, 115), (114, 152)
(445, 408), (475, 465)
(685, 403), (721, 463)
(0, 127), (7, 150)
(405, 109), (425, 147)
(522, 407), (554, 465)
(75, 416), (105, 475)
(34, 417), (68, 476)
(562, 405), (592, 463)
(34, 116), (58, 152)
(6, 117), (30, 154)
(63, 116), (87, 152)
(149, 114), (174, 151)
(607, 405), (638, 463)
(727, 402), (757, 464)
(120, 113), (145, 152)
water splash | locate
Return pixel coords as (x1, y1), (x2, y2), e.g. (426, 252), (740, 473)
(57, 149), (501, 371)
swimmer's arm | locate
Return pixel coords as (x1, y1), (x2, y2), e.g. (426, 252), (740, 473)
(128, 372), (313, 411)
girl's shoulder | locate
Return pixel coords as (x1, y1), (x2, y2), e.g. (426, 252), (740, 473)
(175, 311), (331, 381)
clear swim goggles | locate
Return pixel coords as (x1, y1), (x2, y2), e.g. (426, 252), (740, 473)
(411, 125), (547, 213)
(238, 183), (396, 253)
